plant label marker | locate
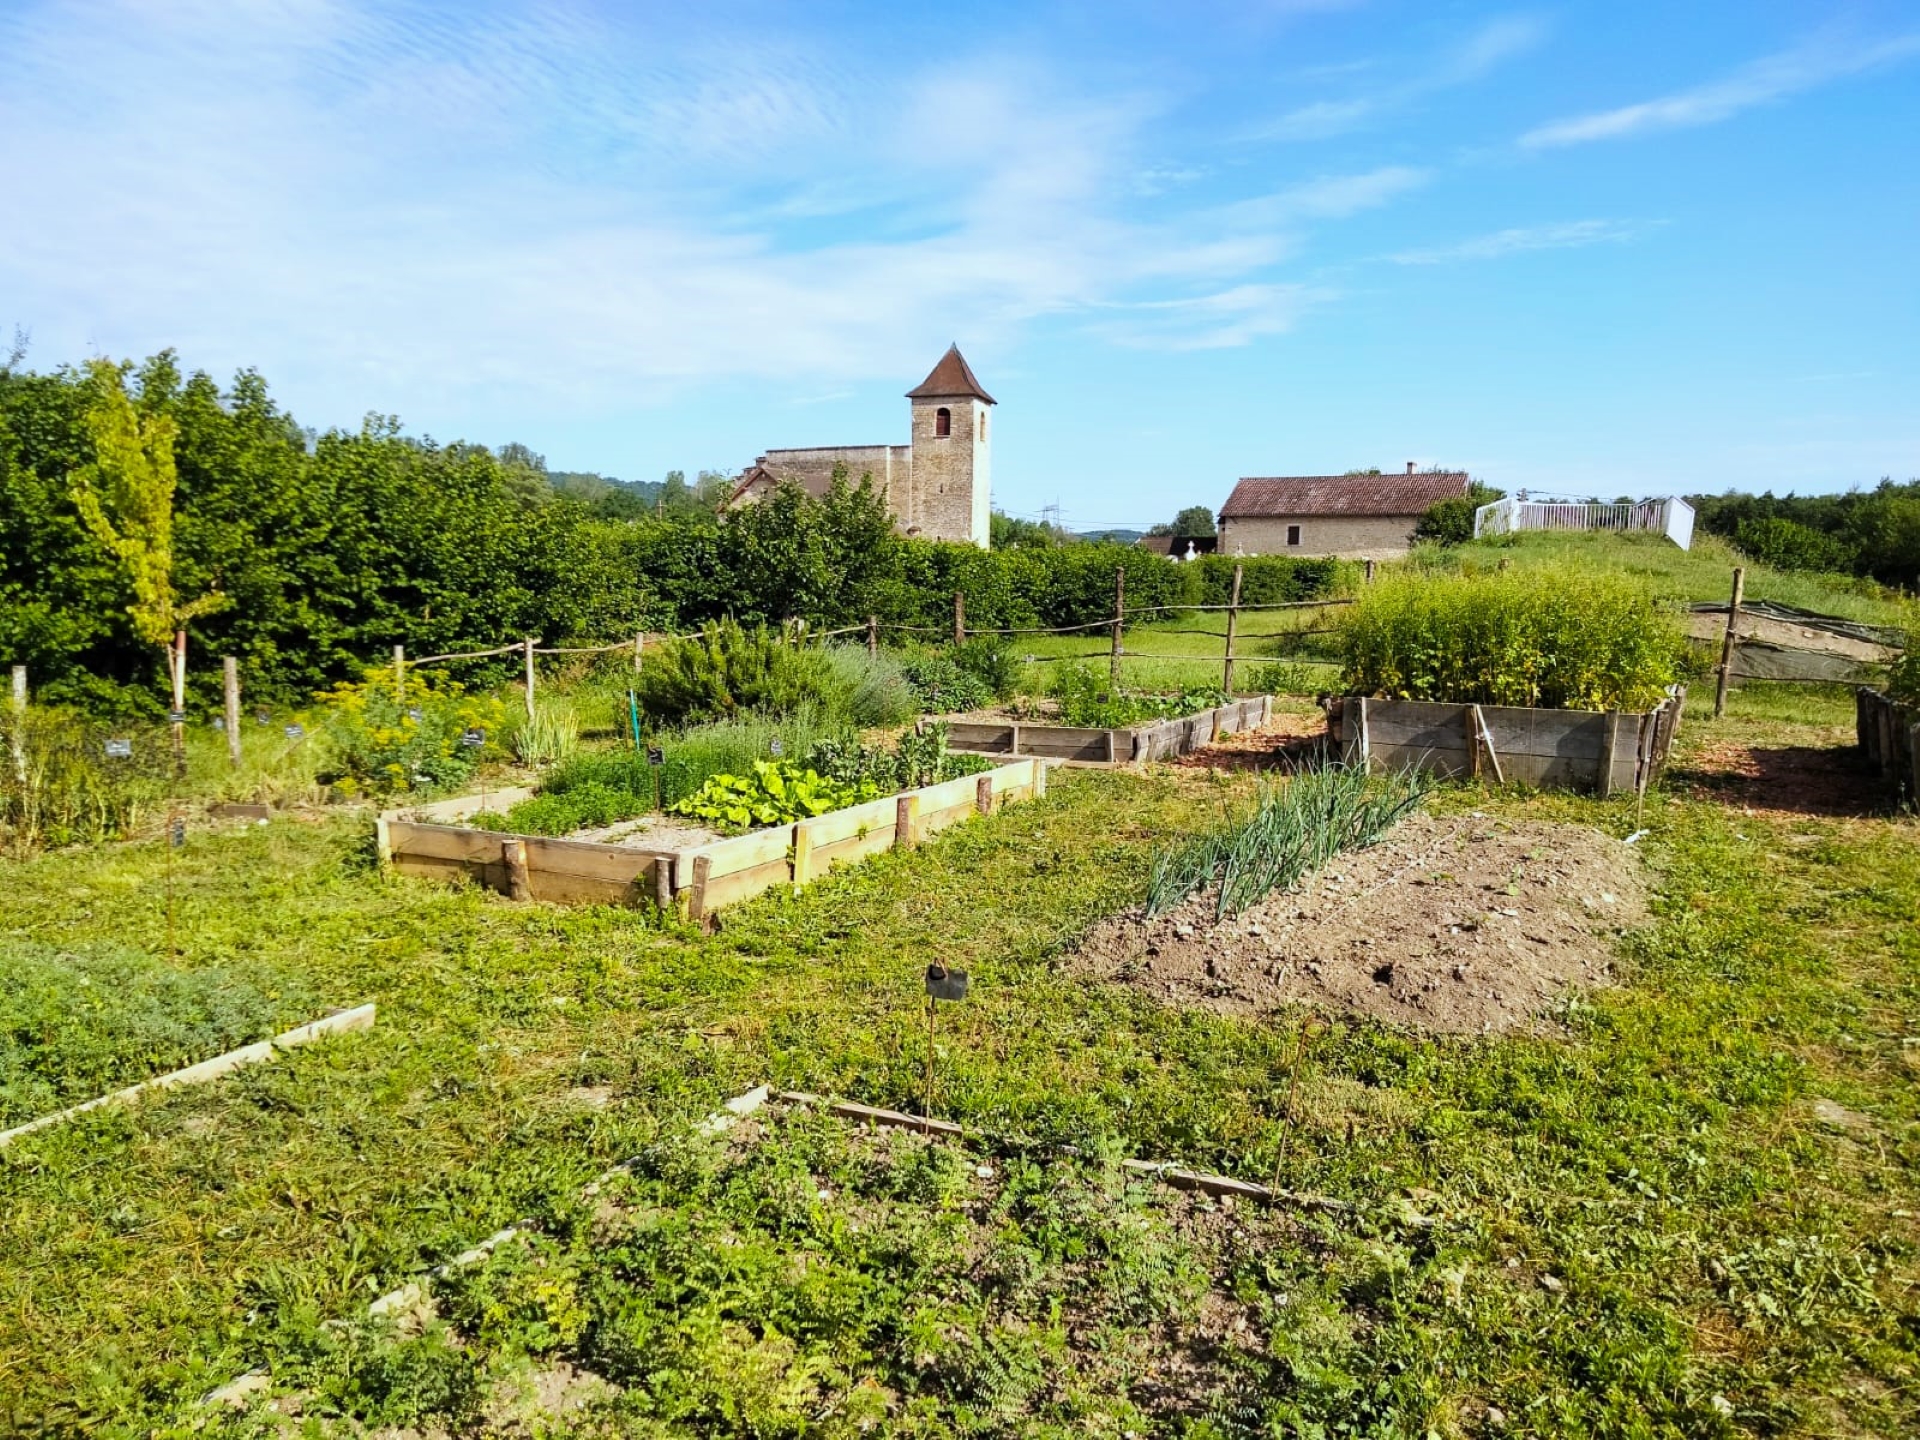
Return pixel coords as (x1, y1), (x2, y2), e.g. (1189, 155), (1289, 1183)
(769, 737), (783, 757)
(254, 709), (270, 726)
(647, 745), (664, 766)
(166, 709), (186, 725)
(169, 818), (185, 848)
(459, 728), (484, 748)
(923, 964), (970, 1133)
(212, 717), (225, 732)
(283, 724), (304, 740)
(407, 707), (423, 723)
(104, 738), (132, 759)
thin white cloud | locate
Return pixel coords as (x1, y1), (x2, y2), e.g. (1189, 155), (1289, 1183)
(1520, 31), (1920, 148)
(0, 0), (1395, 420)
(1249, 14), (1548, 142)
(1389, 219), (1646, 265)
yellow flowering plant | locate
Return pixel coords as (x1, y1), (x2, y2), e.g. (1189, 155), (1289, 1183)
(315, 668), (507, 795)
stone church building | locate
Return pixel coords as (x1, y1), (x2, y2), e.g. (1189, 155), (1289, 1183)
(726, 345), (994, 548)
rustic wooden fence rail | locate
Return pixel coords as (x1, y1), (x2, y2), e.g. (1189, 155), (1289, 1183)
(378, 757), (1046, 919)
(1857, 689), (1918, 805)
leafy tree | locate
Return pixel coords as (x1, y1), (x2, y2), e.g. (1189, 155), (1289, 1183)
(990, 511), (1066, 549)
(1733, 517), (1856, 574)
(1169, 504), (1215, 537)
(1414, 481), (1504, 546)
(66, 361), (227, 694)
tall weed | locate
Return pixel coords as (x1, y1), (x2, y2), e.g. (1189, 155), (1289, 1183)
(1339, 569), (1685, 710)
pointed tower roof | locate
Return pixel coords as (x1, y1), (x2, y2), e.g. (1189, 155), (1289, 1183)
(906, 344), (995, 404)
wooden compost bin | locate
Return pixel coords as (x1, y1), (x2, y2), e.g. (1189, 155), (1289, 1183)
(930, 696), (1273, 766)
(1331, 689), (1685, 795)
(377, 758), (1046, 919)
(1857, 688), (1918, 804)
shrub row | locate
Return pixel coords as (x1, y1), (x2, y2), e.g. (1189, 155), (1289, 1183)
(1338, 569), (1687, 711)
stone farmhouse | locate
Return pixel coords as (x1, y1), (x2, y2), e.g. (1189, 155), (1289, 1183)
(1217, 466), (1467, 560)
(726, 345), (994, 548)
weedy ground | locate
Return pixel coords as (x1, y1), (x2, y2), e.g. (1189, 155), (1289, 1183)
(0, 683), (1914, 1437)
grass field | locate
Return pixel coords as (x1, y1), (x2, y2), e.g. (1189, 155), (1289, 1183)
(1, 679), (1915, 1435)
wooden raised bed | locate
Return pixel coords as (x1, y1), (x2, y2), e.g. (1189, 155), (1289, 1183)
(376, 759), (1046, 919)
(1857, 689), (1918, 804)
(1331, 689), (1685, 795)
(929, 696), (1274, 767)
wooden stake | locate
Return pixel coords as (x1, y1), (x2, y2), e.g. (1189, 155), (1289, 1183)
(502, 839), (531, 901)
(1469, 704), (1504, 784)
(975, 773), (994, 816)
(867, 614), (879, 658)
(1364, 558), (1376, 585)
(223, 656), (241, 767)
(393, 643), (406, 702)
(1111, 566), (1126, 688)
(894, 793), (916, 850)
(171, 629), (187, 779)
(1714, 566), (1745, 718)
(952, 592), (966, 647)
(1222, 562), (1244, 695)
(633, 631), (644, 675)
(8, 664), (24, 789)
(523, 636), (537, 721)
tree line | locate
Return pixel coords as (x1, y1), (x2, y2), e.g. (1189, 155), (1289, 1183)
(1, 352), (1343, 714)
(1688, 482), (1920, 589)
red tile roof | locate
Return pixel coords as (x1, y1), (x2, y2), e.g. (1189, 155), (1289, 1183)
(1220, 472), (1467, 519)
(905, 344), (995, 404)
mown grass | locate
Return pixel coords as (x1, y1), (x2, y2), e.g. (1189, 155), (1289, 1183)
(0, 687), (1915, 1435)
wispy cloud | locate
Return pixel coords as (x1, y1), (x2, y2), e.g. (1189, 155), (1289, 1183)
(1520, 31), (1920, 148)
(1388, 219), (1647, 265)
(1249, 14), (1548, 142)
(0, 0), (1420, 416)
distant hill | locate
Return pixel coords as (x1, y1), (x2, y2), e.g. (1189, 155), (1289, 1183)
(548, 471), (663, 517)
(1077, 528), (1145, 545)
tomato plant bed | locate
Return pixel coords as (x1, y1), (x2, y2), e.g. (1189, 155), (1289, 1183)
(1330, 689), (1685, 795)
(376, 759), (1046, 916)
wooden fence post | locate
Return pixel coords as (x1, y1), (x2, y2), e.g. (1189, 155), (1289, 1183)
(171, 629), (187, 778)
(1714, 567), (1745, 719)
(1222, 563), (1244, 695)
(867, 615), (879, 658)
(523, 636), (537, 721)
(1111, 567), (1126, 688)
(392, 644), (406, 702)
(502, 838), (531, 901)
(223, 657), (241, 767)
(1364, 559), (1376, 585)
(633, 631), (644, 675)
(952, 592), (966, 647)
(8, 664), (24, 788)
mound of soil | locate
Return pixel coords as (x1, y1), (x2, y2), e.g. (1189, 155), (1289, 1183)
(1072, 814), (1648, 1035)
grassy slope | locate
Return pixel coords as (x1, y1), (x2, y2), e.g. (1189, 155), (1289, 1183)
(0, 685), (1914, 1435)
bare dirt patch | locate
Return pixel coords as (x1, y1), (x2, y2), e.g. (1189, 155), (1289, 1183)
(568, 813), (726, 851)
(1071, 813), (1648, 1036)
(1169, 709), (1328, 772)
(1668, 737), (1884, 818)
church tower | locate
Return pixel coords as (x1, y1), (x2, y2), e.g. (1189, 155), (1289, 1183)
(905, 344), (994, 548)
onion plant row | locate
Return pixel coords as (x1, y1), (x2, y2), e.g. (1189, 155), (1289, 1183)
(1146, 761), (1432, 920)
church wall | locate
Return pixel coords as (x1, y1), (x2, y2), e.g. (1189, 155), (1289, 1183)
(907, 398), (990, 547)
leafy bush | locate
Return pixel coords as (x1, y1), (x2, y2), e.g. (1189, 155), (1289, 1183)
(316, 668), (507, 795)
(1338, 569), (1685, 711)
(901, 654), (993, 714)
(668, 760), (876, 832)
(468, 780), (651, 837)
(635, 618), (822, 725)
(0, 707), (172, 851)
(815, 643), (918, 726)
(1734, 517), (1857, 574)
(1413, 483), (1504, 547)
(1045, 662), (1227, 727)
(953, 637), (1024, 701)
(1885, 636), (1920, 705)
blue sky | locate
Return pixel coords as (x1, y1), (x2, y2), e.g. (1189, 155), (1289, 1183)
(2, 1), (1915, 529)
